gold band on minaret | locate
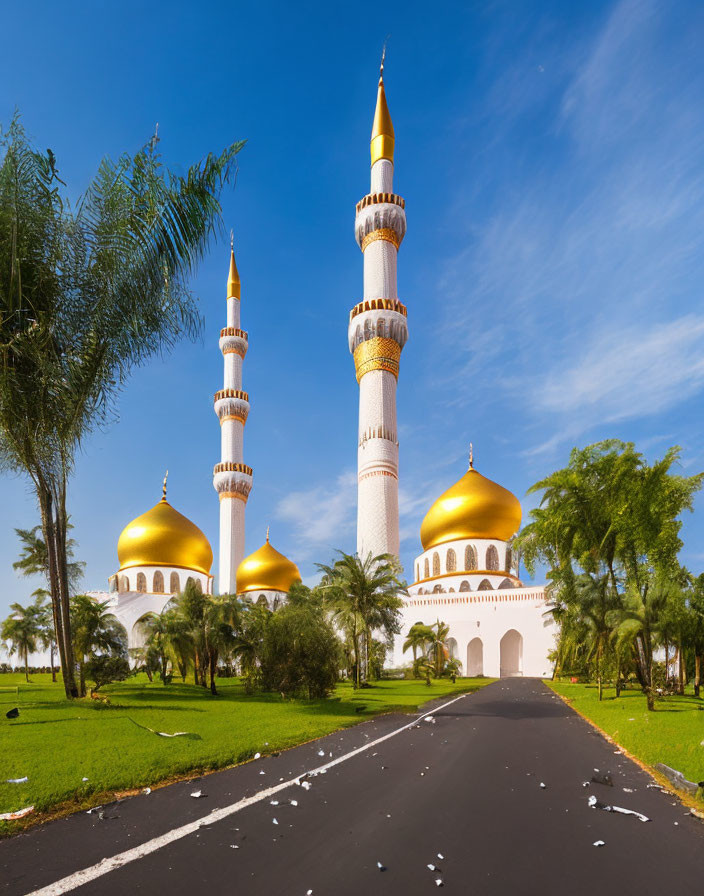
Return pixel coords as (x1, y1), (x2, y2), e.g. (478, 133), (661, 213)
(353, 337), (401, 382)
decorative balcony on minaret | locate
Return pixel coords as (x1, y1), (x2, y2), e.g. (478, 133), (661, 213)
(349, 60), (408, 561)
(213, 240), (253, 594)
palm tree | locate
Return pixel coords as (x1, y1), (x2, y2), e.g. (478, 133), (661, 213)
(317, 552), (406, 689)
(613, 578), (672, 710)
(574, 573), (619, 701)
(30, 589), (57, 681)
(203, 595), (243, 695)
(70, 595), (127, 696)
(0, 118), (243, 698)
(168, 581), (208, 686)
(428, 620), (450, 679)
(403, 622), (434, 673)
(1, 601), (42, 681)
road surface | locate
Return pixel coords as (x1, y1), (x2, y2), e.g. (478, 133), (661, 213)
(2, 678), (702, 895)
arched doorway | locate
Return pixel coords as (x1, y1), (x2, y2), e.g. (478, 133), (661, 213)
(446, 637), (458, 660)
(467, 638), (483, 676)
(500, 629), (523, 677)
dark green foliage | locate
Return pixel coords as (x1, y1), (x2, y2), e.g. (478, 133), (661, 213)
(515, 440), (704, 708)
(84, 655), (130, 691)
(261, 602), (341, 699)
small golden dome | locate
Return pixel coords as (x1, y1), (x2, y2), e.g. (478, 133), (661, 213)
(420, 461), (522, 550)
(117, 498), (213, 575)
(371, 74), (394, 166)
(236, 532), (301, 594)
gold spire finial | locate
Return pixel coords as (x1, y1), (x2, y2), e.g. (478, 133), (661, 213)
(469, 444), (474, 469)
(370, 40), (395, 166)
(266, 525), (270, 542)
(162, 469), (169, 500)
(227, 234), (240, 300)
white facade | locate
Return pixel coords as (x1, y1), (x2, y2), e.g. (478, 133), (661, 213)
(213, 248), (253, 595)
(350, 155), (408, 561)
(392, 535), (556, 678)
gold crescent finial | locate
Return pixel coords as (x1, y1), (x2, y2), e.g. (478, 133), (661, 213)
(469, 444), (474, 469)
(266, 525), (270, 542)
(162, 469), (169, 499)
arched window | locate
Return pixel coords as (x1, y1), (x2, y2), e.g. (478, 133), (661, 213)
(416, 563), (420, 582)
(432, 584), (443, 593)
(109, 576), (118, 593)
(446, 548), (456, 572)
(136, 572), (147, 593)
(257, 594), (269, 607)
(486, 545), (499, 571)
(153, 571), (164, 593)
(186, 576), (196, 590)
(498, 578), (515, 589)
(432, 552), (440, 576)
(424, 558), (429, 579)
(464, 545), (477, 571)
(169, 572), (180, 593)
(459, 580), (470, 592)
(119, 575), (129, 593)
(478, 578), (493, 591)
(377, 317), (386, 337)
(505, 547), (513, 572)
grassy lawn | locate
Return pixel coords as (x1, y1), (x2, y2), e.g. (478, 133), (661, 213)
(0, 673), (491, 833)
(547, 680), (704, 789)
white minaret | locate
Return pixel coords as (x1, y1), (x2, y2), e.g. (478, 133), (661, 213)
(349, 58), (408, 561)
(213, 238), (253, 594)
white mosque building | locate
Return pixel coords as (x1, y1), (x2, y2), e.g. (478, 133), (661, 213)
(98, 60), (555, 676)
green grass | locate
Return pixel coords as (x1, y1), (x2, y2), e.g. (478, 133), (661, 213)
(0, 673), (491, 832)
(547, 680), (704, 788)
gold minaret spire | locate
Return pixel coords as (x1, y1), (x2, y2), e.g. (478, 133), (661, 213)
(370, 43), (395, 166)
(162, 469), (169, 500)
(227, 229), (241, 299)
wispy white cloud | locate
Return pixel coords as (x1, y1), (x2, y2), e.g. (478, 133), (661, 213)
(429, 0), (704, 461)
(275, 470), (356, 562)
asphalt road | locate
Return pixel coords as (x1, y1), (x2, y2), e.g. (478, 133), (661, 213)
(2, 678), (703, 895)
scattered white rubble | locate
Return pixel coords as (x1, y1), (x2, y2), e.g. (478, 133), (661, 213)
(273, 818), (278, 825)
(270, 800), (279, 806)
(6, 777), (28, 784)
(318, 750), (325, 757)
(254, 752), (261, 760)
(230, 844), (239, 849)
(540, 783), (546, 789)
(81, 777), (89, 782)
(435, 879), (444, 887)
(290, 800), (298, 807)
(593, 840), (605, 847)
(377, 861), (386, 871)
(427, 864), (437, 871)
(437, 853), (445, 860)
(0, 806), (34, 820)
(588, 795), (650, 822)
(259, 771), (266, 775)
(190, 791), (205, 799)
(143, 787), (151, 795)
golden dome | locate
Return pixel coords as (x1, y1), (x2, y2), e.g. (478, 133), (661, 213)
(420, 460), (522, 550)
(117, 497), (213, 575)
(236, 532), (301, 594)
(371, 72), (394, 166)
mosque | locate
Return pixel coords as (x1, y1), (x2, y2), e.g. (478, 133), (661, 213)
(97, 63), (555, 677)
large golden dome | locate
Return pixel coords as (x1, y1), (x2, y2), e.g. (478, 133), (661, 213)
(236, 534), (301, 594)
(420, 462), (522, 550)
(117, 497), (213, 575)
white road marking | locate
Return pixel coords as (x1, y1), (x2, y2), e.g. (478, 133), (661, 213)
(26, 692), (469, 896)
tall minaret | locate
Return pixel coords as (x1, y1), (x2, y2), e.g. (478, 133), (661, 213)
(213, 238), (253, 594)
(349, 58), (408, 561)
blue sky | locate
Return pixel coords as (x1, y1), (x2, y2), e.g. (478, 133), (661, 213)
(1, 0), (704, 624)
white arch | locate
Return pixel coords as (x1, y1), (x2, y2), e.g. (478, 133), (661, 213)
(467, 638), (483, 676)
(500, 629), (523, 677)
(446, 637), (458, 660)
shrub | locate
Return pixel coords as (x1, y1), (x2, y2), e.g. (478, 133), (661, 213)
(84, 655), (130, 691)
(261, 602), (341, 699)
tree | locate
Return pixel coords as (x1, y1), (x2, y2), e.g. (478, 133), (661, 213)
(84, 655), (130, 692)
(70, 595), (127, 696)
(318, 552), (405, 688)
(261, 601), (341, 699)
(1, 600), (42, 681)
(232, 601), (270, 693)
(0, 117), (243, 698)
(403, 623), (434, 670)
(428, 620), (450, 679)
(30, 589), (57, 681)
(516, 441), (702, 709)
